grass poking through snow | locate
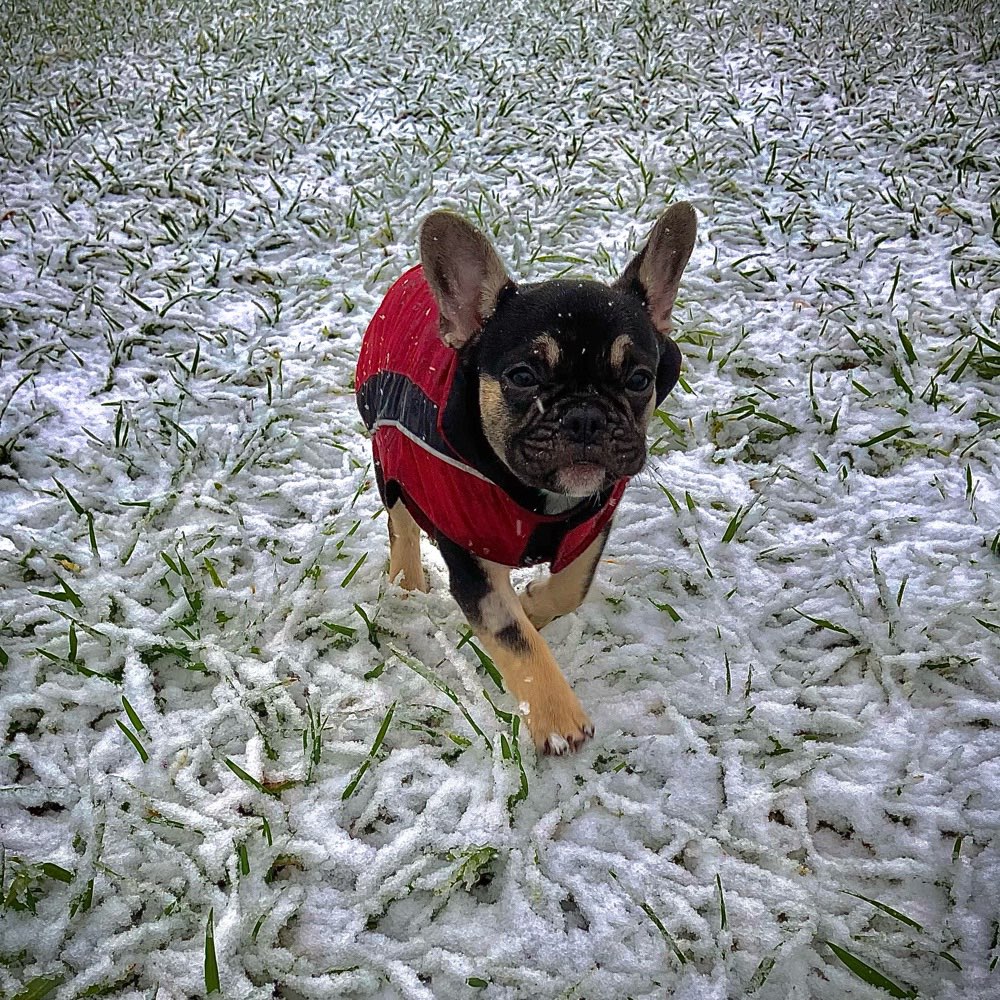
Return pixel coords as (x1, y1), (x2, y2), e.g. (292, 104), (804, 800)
(0, 0), (997, 997)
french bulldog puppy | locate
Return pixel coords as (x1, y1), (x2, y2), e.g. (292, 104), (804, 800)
(356, 203), (696, 754)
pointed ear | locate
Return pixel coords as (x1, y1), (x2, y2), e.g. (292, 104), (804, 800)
(419, 211), (512, 349)
(615, 202), (697, 339)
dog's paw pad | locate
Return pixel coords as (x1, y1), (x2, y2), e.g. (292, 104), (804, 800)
(545, 733), (570, 756)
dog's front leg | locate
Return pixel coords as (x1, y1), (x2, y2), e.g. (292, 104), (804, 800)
(519, 526), (611, 630)
(438, 537), (593, 755)
(387, 501), (427, 592)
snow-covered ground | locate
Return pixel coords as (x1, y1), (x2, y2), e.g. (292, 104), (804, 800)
(1, 0), (998, 997)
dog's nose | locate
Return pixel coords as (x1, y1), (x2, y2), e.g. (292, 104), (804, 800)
(562, 404), (607, 444)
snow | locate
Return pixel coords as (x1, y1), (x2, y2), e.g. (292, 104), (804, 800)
(1, 0), (999, 997)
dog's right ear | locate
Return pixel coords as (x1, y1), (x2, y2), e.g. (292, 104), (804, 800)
(420, 211), (512, 349)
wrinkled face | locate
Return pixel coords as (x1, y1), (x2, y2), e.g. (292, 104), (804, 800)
(476, 280), (662, 496)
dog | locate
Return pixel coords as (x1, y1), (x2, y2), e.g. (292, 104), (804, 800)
(356, 203), (696, 754)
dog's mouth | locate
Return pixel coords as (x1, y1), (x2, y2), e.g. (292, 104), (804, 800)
(508, 438), (645, 496)
(554, 461), (608, 497)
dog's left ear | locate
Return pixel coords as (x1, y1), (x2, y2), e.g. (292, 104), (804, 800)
(615, 202), (697, 339)
(420, 211), (512, 350)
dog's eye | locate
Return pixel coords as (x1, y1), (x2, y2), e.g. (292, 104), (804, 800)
(505, 365), (540, 389)
(625, 369), (653, 393)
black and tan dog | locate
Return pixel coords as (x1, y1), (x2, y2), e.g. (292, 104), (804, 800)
(356, 203), (696, 754)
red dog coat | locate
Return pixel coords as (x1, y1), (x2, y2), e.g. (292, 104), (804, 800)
(356, 265), (628, 571)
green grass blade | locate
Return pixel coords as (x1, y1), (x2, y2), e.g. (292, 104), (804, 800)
(855, 425), (910, 448)
(658, 483), (682, 514)
(826, 942), (916, 998)
(340, 552), (367, 587)
(640, 900), (687, 964)
(793, 607), (852, 635)
(506, 715), (529, 816)
(353, 603), (380, 648)
(464, 638), (504, 691)
(204, 908), (220, 994)
(160, 552), (181, 575)
(842, 890), (923, 931)
(38, 862), (74, 883)
(203, 557), (223, 587)
(392, 645), (493, 750)
(324, 621), (357, 638)
(116, 720), (148, 762)
(747, 955), (775, 993)
(649, 597), (681, 621)
(342, 701), (395, 799)
(13, 976), (65, 1000)
(121, 695), (146, 733)
(224, 758), (273, 796)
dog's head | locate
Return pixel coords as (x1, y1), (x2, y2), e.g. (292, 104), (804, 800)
(420, 204), (696, 496)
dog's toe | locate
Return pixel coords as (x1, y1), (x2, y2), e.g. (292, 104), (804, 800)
(522, 685), (593, 756)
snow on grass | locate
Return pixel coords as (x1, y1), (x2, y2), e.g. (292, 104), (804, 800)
(1, 0), (998, 997)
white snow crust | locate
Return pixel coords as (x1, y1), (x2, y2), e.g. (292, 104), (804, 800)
(0, 0), (998, 997)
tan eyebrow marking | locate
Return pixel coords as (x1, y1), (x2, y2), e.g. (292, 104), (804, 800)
(609, 334), (632, 372)
(532, 334), (561, 367)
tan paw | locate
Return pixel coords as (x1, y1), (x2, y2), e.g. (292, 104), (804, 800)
(520, 688), (594, 756)
(524, 610), (555, 630)
(389, 564), (428, 593)
(519, 583), (555, 630)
